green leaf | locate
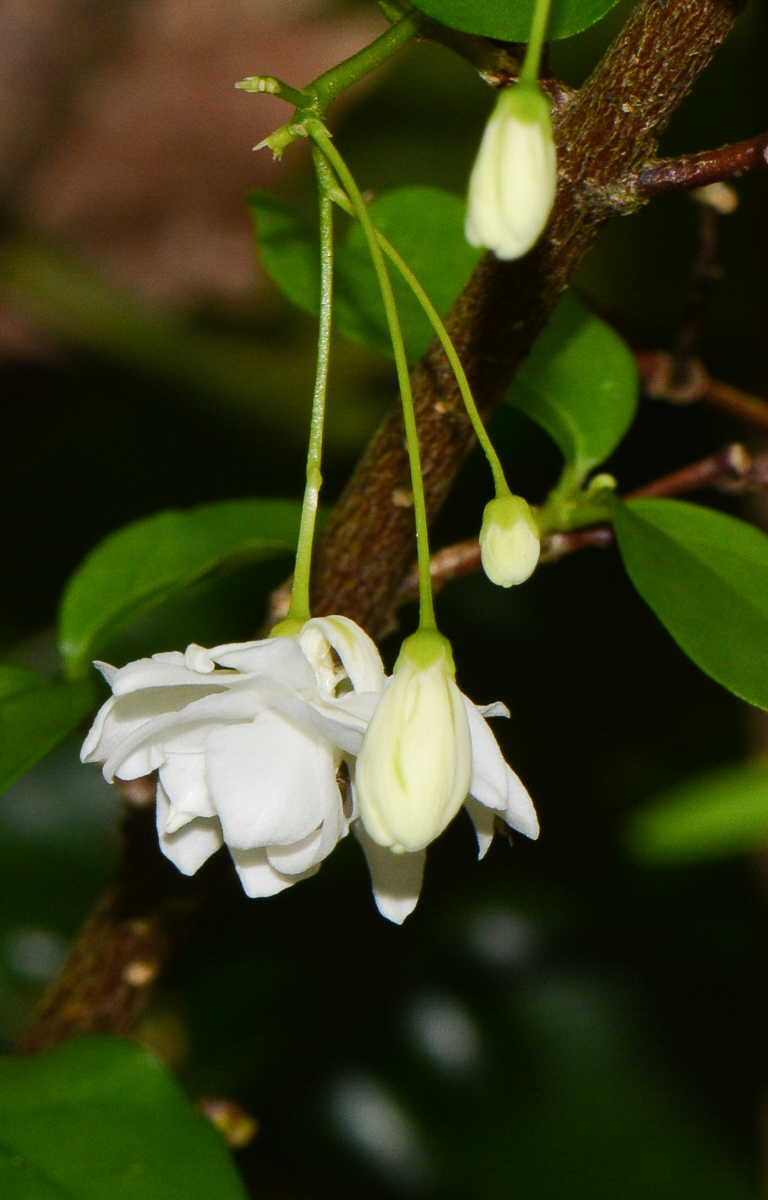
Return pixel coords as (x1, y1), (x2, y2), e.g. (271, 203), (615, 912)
(410, 0), (622, 41)
(250, 186), (481, 364)
(506, 292), (638, 477)
(0, 666), (94, 796)
(0, 1037), (247, 1200)
(59, 499), (305, 676)
(629, 760), (768, 863)
(613, 498), (768, 711)
(248, 192), (320, 318)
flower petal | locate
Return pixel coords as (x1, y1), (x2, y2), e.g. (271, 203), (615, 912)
(156, 781), (223, 874)
(463, 697), (509, 812)
(300, 616), (385, 694)
(355, 824), (425, 924)
(158, 751), (215, 830)
(464, 795), (496, 859)
(212, 636), (315, 690)
(229, 846), (319, 897)
(463, 696), (538, 838)
(206, 710), (341, 849)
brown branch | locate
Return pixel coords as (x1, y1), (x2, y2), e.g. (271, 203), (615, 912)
(635, 133), (768, 197)
(396, 443), (761, 593)
(17, 803), (232, 1055)
(19, 0), (748, 1054)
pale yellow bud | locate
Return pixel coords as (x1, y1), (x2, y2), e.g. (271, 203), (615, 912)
(480, 495), (540, 587)
(356, 631), (471, 854)
(465, 83), (557, 262)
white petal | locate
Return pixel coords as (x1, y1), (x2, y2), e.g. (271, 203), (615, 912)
(463, 697), (539, 839)
(109, 655), (207, 695)
(158, 752), (215, 829)
(81, 694), (117, 763)
(355, 824), (425, 925)
(503, 765), (539, 839)
(300, 616), (385, 694)
(100, 686), (264, 782)
(269, 688), (378, 757)
(464, 795), (496, 859)
(212, 637), (315, 691)
(229, 846), (319, 897)
(156, 781), (223, 874)
(93, 661), (119, 687)
(462, 697), (508, 812)
(206, 710), (341, 849)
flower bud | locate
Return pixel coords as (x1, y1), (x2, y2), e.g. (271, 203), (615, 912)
(465, 82), (557, 262)
(356, 630), (471, 854)
(480, 495), (540, 587)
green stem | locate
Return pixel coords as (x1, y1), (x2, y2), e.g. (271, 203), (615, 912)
(519, 0), (553, 86)
(310, 124), (437, 631)
(328, 186), (509, 499)
(286, 146), (335, 625)
(312, 12), (425, 110)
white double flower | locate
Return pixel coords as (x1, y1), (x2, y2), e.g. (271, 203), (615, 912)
(83, 619), (538, 924)
(82, 617), (383, 899)
(355, 630), (539, 922)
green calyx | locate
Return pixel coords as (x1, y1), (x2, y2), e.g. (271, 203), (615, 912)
(482, 494), (540, 537)
(396, 629), (456, 676)
(501, 81), (553, 127)
(270, 617), (305, 639)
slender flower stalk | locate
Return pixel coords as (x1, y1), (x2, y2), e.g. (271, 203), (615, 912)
(309, 122), (436, 631)
(325, 175), (541, 587)
(280, 146), (334, 630)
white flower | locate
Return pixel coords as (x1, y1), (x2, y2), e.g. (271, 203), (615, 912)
(81, 616), (384, 898)
(354, 630), (538, 924)
(480, 494), (540, 587)
(465, 82), (557, 261)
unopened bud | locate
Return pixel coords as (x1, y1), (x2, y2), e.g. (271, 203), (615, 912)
(465, 82), (557, 262)
(356, 630), (471, 854)
(480, 495), (540, 587)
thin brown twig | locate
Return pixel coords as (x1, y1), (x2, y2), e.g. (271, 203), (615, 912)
(396, 443), (762, 596)
(18, 0), (749, 1054)
(635, 133), (768, 197)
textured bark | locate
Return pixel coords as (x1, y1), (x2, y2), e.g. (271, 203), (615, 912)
(17, 805), (230, 1055)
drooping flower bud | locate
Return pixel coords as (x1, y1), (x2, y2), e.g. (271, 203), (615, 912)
(480, 494), (540, 587)
(356, 630), (472, 855)
(465, 82), (557, 262)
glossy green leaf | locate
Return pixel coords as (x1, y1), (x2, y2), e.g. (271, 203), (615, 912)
(0, 1037), (247, 1200)
(410, 0), (622, 41)
(59, 499), (304, 676)
(630, 760), (768, 863)
(250, 186), (481, 363)
(506, 292), (638, 477)
(613, 498), (768, 710)
(0, 665), (94, 796)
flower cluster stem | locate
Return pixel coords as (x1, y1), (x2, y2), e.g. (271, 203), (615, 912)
(327, 186), (510, 499)
(287, 145), (335, 625)
(519, 0), (553, 85)
(310, 124), (437, 632)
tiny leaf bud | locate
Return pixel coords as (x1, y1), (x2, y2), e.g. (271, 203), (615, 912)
(356, 630), (472, 854)
(465, 82), (557, 262)
(480, 495), (541, 587)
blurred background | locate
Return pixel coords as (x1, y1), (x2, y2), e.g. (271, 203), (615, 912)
(1, 0), (767, 1196)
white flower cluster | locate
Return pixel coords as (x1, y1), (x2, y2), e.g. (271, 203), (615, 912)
(83, 619), (538, 923)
